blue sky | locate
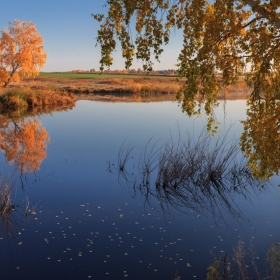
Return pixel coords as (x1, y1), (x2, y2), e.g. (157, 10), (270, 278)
(1, 0), (182, 72)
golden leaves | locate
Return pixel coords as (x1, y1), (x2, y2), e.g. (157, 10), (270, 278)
(240, 96), (280, 180)
(93, 0), (280, 131)
(0, 20), (47, 87)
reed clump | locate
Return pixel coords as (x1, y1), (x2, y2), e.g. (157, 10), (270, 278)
(111, 128), (269, 219)
(207, 241), (280, 279)
(0, 175), (13, 216)
(0, 88), (76, 109)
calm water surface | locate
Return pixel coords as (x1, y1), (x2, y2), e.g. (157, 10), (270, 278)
(0, 100), (280, 279)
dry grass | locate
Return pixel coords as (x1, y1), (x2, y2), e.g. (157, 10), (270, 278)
(0, 181), (13, 216)
(7, 76), (181, 94)
(0, 88), (75, 109)
(3, 76), (252, 101)
(0, 172), (15, 235)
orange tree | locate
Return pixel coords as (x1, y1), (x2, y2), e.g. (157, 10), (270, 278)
(0, 20), (47, 87)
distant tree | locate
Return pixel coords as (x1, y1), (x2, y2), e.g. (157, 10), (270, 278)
(129, 68), (136, 74)
(0, 20), (47, 87)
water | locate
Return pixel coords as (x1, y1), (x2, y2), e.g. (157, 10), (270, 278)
(0, 100), (280, 279)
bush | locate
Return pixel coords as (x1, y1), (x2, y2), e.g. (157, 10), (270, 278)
(0, 88), (75, 109)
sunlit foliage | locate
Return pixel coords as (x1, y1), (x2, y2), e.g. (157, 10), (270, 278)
(0, 115), (49, 173)
(240, 96), (280, 180)
(93, 1), (280, 127)
(0, 20), (47, 87)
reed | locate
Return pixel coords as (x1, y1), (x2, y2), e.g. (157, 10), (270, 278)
(0, 171), (15, 236)
(207, 241), (280, 279)
(0, 174), (13, 216)
(110, 127), (269, 220)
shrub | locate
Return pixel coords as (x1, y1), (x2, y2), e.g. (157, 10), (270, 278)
(0, 88), (75, 109)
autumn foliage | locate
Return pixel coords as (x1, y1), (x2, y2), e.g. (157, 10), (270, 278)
(0, 20), (47, 87)
(240, 96), (280, 180)
(93, 1), (280, 131)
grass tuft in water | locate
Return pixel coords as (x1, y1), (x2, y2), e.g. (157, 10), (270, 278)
(0, 175), (14, 216)
(111, 127), (270, 220)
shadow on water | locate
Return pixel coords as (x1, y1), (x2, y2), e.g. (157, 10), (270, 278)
(109, 127), (271, 222)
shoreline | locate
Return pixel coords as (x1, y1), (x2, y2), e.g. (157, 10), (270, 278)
(0, 76), (252, 102)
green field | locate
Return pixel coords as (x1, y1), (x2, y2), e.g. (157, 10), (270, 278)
(39, 72), (176, 79)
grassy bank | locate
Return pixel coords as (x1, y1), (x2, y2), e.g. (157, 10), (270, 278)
(39, 72), (177, 79)
(4, 75), (251, 100)
(0, 88), (76, 109)
(15, 76), (182, 95)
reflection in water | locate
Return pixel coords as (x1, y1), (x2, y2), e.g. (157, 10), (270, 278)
(0, 115), (49, 173)
(241, 97), (280, 180)
(0, 103), (74, 120)
(207, 241), (280, 279)
(0, 105), (73, 237)
(111, 129), (269, 220)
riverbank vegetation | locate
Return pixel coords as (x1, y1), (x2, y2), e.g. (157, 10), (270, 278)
(0, 88), (75, 109)
(2, 74), (251, 101)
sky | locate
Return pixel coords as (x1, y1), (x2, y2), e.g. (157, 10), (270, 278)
(0, 0), (183, 72)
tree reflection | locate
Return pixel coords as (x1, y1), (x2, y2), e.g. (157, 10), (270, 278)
(240, 96), (280, 181)
(0, 115), (50, 173)
(110, 130), (269, 221)
(0, 102), (74, 120)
